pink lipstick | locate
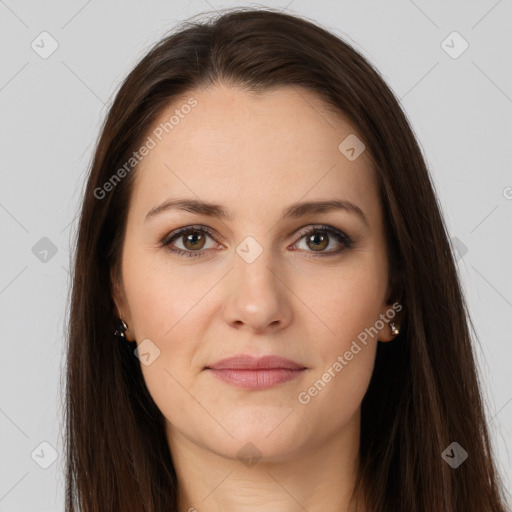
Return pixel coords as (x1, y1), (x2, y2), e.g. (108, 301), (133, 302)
(205, 355), (307, 390)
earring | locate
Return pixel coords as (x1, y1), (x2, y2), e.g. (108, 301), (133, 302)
(390, 321), (400, 336)
(114, 318), (131, 341)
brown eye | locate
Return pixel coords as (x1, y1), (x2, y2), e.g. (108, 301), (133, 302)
(162, 224), (353, 259)
(181, 230), (207, 251)
(293, 225), (354, 257)
(305, 231), (329, 251)
(162, 226), (219, 258)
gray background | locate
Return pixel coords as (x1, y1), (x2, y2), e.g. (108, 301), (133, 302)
(1, 0), (511, 510)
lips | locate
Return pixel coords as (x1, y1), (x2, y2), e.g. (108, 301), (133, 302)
(205, 355), (307, 390)
(205, 354), (306, 371)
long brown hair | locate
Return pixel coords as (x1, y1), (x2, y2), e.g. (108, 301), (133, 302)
(64, 7), (510, 511)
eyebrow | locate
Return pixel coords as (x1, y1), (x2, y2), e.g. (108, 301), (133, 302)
(145, 198), (368, 226)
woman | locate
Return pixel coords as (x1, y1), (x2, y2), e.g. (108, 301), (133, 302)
(65, 7), (509, 511)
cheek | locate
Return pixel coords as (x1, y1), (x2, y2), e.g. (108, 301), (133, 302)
(291, 262), (384, 411)
(127, 268), (206, 434)
(293, 258), (386, 345)
(295, 339), (376, 445)
(290, 270), (382, 431)
(123, 247), (208, 339)
(122, 251), (214, 407)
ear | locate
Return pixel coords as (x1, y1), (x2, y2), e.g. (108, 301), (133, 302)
(376, 299), (404, 343)
(110, 266), (122, 317)
(110, 266), (136, 342)
(377, 265), (404, 342)
(110, 266), (130, 323)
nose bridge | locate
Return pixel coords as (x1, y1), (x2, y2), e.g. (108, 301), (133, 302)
(222, 234), (292, 331)
(233, 234), (280, 297)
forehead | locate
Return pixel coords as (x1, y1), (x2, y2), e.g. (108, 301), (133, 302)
(130, 84), (380, 226)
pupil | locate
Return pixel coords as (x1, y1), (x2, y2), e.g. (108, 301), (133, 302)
(186, 232), (203, 248)
(308, 232), (327, 250)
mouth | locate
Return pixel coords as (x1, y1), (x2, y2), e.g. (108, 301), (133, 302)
(205, 368), (307, 390)
(204, 354), (308, 390)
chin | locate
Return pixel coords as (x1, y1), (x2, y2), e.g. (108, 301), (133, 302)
(205, 433), (306, 465)
(204, 413), (311, 461)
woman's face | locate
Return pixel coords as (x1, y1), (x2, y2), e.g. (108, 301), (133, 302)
(113, 83), (398, 462)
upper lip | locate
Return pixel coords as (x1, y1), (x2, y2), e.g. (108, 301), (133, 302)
(206, 355), (307, 370)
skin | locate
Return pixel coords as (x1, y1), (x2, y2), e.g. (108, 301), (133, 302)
(112, 83), (402, 512)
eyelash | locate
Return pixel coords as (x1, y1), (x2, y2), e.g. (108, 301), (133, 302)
(160, 224), (354, 259)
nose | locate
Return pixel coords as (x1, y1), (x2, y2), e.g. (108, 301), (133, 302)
(221, 244), (293, 334)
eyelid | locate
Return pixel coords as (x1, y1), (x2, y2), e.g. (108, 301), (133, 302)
(293, 224), (353, 247)
(161, 224), (221, 246)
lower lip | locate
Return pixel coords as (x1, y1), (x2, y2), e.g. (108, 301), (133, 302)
(206, 368), (306, 390)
